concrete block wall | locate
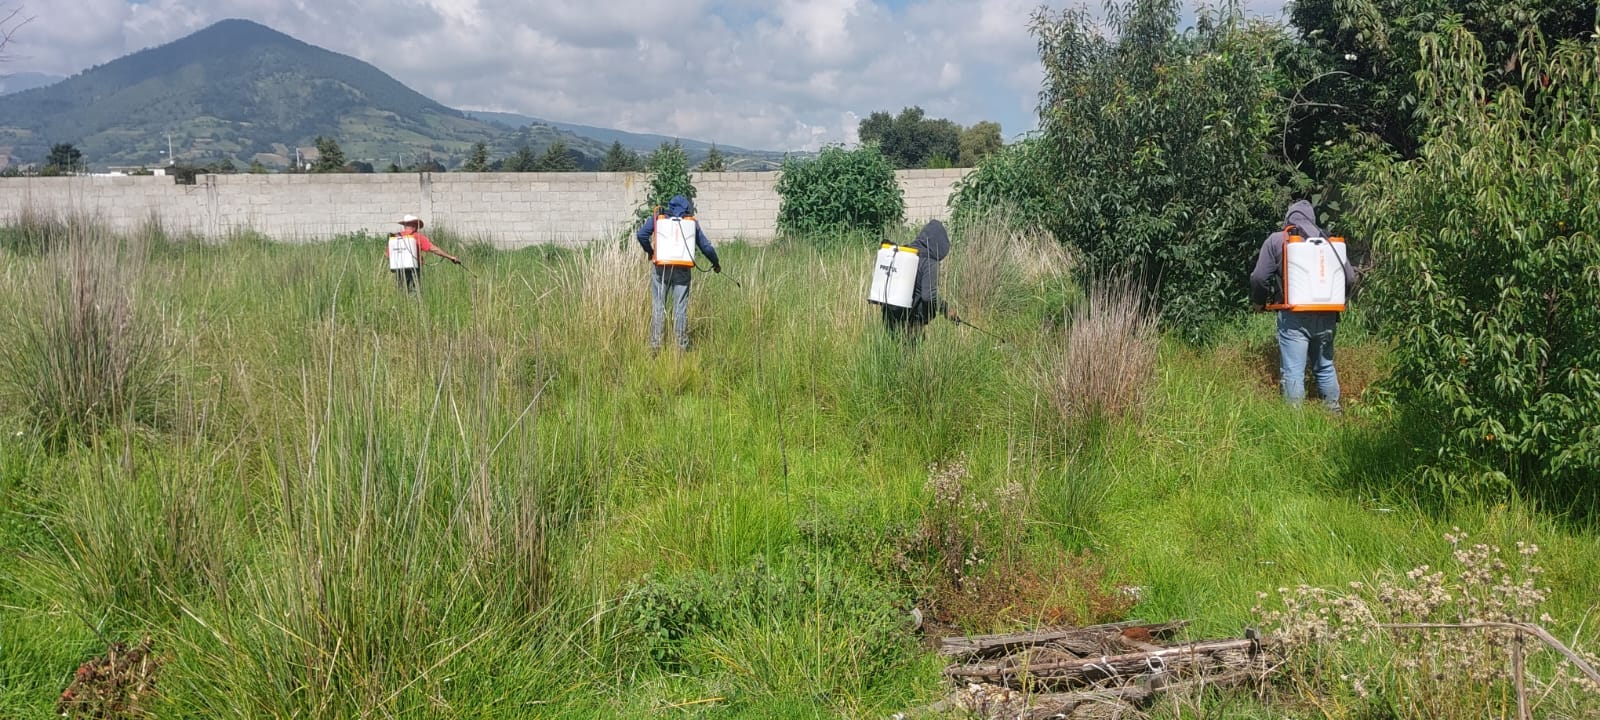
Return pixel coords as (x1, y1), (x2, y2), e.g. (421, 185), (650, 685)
(0, 168), (973, 247)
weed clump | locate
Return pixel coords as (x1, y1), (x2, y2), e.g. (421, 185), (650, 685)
(1047, 274), (1158, 426)
(0, 223), (168, 438)
(1255, 530), (1600, 719)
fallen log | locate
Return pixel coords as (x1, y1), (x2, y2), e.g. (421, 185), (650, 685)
(1021, 669), (1263, 719)
(946, 637), (1265, 690)
(940, 621), (1190, 661)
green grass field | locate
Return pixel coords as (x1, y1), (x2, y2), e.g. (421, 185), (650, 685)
(1, 221), (1596, 718)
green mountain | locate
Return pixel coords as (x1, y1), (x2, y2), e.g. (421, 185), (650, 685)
(0, 19), (609, 169)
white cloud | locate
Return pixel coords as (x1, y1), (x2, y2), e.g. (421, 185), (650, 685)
(5, 0), (1289, 151)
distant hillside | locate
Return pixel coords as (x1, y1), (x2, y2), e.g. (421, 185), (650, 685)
(466, 111), (793, 170)
(0, 72), (63, 96)
(0, 20), (606, 169)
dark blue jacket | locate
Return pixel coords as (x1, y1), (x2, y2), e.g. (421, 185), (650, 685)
(637, 195), (719, 267)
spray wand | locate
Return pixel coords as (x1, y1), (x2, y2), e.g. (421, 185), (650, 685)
(947, 313), (1008, 344)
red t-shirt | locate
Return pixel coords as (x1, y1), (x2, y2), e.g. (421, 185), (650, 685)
(387, 229), (434, 263)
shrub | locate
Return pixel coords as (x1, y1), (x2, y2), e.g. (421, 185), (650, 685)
(1047, 274), (1160, 426)
(775, 144), (903, 239)
(949, 137), (1055, 235)
(1349, 24), (1600, 499)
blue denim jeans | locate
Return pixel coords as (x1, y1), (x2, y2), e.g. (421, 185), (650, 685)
(1277, 311), (1341, 410)
(650, 265), (693, 350)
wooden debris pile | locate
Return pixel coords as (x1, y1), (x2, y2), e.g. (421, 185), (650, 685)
(902, 621), (1274, 719)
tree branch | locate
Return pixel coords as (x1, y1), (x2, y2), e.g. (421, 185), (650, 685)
(0, 7), (32, 65)
(1380, 622), (1600, 686)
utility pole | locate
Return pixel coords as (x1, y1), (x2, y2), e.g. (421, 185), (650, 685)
(166, 132), (174, 166)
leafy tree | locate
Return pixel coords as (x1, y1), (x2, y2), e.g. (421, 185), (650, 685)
(1284, 0), (1596, 171)
(386, 162), (404, 173)
(698, 144), (726, 172)
(348, 160), (374, 174)
(638, 141), (696, 223)
(958, 0), (1300, 341)
(461, 141), (490, 172)
(775, 144), (903, 238)
(45, 142), (83, 174)
(310, 136), (345, 173)
(504, 143), (537, 172)
(601, 141), (644, 172)
(1351, 22), (1600, 499)
(536, 140), (579, 172)
(957, 121), (1002, 167)
(211, 157), (237, 174)
(858, 106), (961, 169)
(248, 159), (268, 174)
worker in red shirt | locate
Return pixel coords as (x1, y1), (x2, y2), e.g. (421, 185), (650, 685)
(387, 214), (460, 292)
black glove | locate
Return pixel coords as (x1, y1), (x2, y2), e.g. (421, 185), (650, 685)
(713, 263), (722, 274)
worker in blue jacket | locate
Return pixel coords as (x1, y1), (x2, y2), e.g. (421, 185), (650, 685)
(637, 194), (720, 352)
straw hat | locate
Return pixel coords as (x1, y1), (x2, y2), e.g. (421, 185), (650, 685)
(399, 214), (425, 228)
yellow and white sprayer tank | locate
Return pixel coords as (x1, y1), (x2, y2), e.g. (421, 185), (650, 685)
(868, 242), (920, 308)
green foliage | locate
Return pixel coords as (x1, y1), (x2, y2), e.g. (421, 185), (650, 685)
(697, 144), (726, 172)
(45, 143), (83, 174)
(1350, 23), (1600, 499)
(622, 554), (912, 675)
(774, 144), (903, 238)
(600, 140), (644, 172)
(461, 141), (490, 172)
(535, 139), (579, 172)
(1284, 0), (1596, 168)
(310, 135), (345, 173)
(639, 141), (696, 219)
(957, 121), (1003, 167)
(963, 0), (1302, 342)
(503, 143), (537, 172)
(858, 106), (962, 169)
(950, 137), (1055, 232)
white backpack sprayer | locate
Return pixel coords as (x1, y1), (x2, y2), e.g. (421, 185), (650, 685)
(1266, 226), (1351, 312)
(867, 242), (920, 308)
(388, 234), (419, 270)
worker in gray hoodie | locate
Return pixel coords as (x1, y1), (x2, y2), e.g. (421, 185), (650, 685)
(637, 194), (720, 352)
(1249, 200), (1357, 413)
(883, 219), (957, 339)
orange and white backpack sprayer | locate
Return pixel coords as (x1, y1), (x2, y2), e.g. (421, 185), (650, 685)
(651, 208), (699, 268)
(867, 242), (920, 308)
(1266, 226), (1351, 312)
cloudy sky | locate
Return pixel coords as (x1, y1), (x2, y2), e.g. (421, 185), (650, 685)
(3, 0), (1288, 151)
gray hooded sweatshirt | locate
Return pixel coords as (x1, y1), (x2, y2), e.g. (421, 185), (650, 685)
(1249, 200), (1356, 309)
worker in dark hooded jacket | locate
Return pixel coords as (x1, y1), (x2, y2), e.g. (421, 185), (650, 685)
(637, 194), (720, 352)
(1250, 200), (1357, 413)
(883, 219), (956, 338)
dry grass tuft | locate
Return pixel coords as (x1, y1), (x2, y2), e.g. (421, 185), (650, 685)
(1047, 273), (1159, 425)
(946, 212), (1072, 319)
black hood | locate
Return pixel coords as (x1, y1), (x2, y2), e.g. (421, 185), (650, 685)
(908, 219), (950, 261)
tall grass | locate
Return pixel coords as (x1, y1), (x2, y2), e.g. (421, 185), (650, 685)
(1, 217), (1598, 719)
(0, 220), (170, 439)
